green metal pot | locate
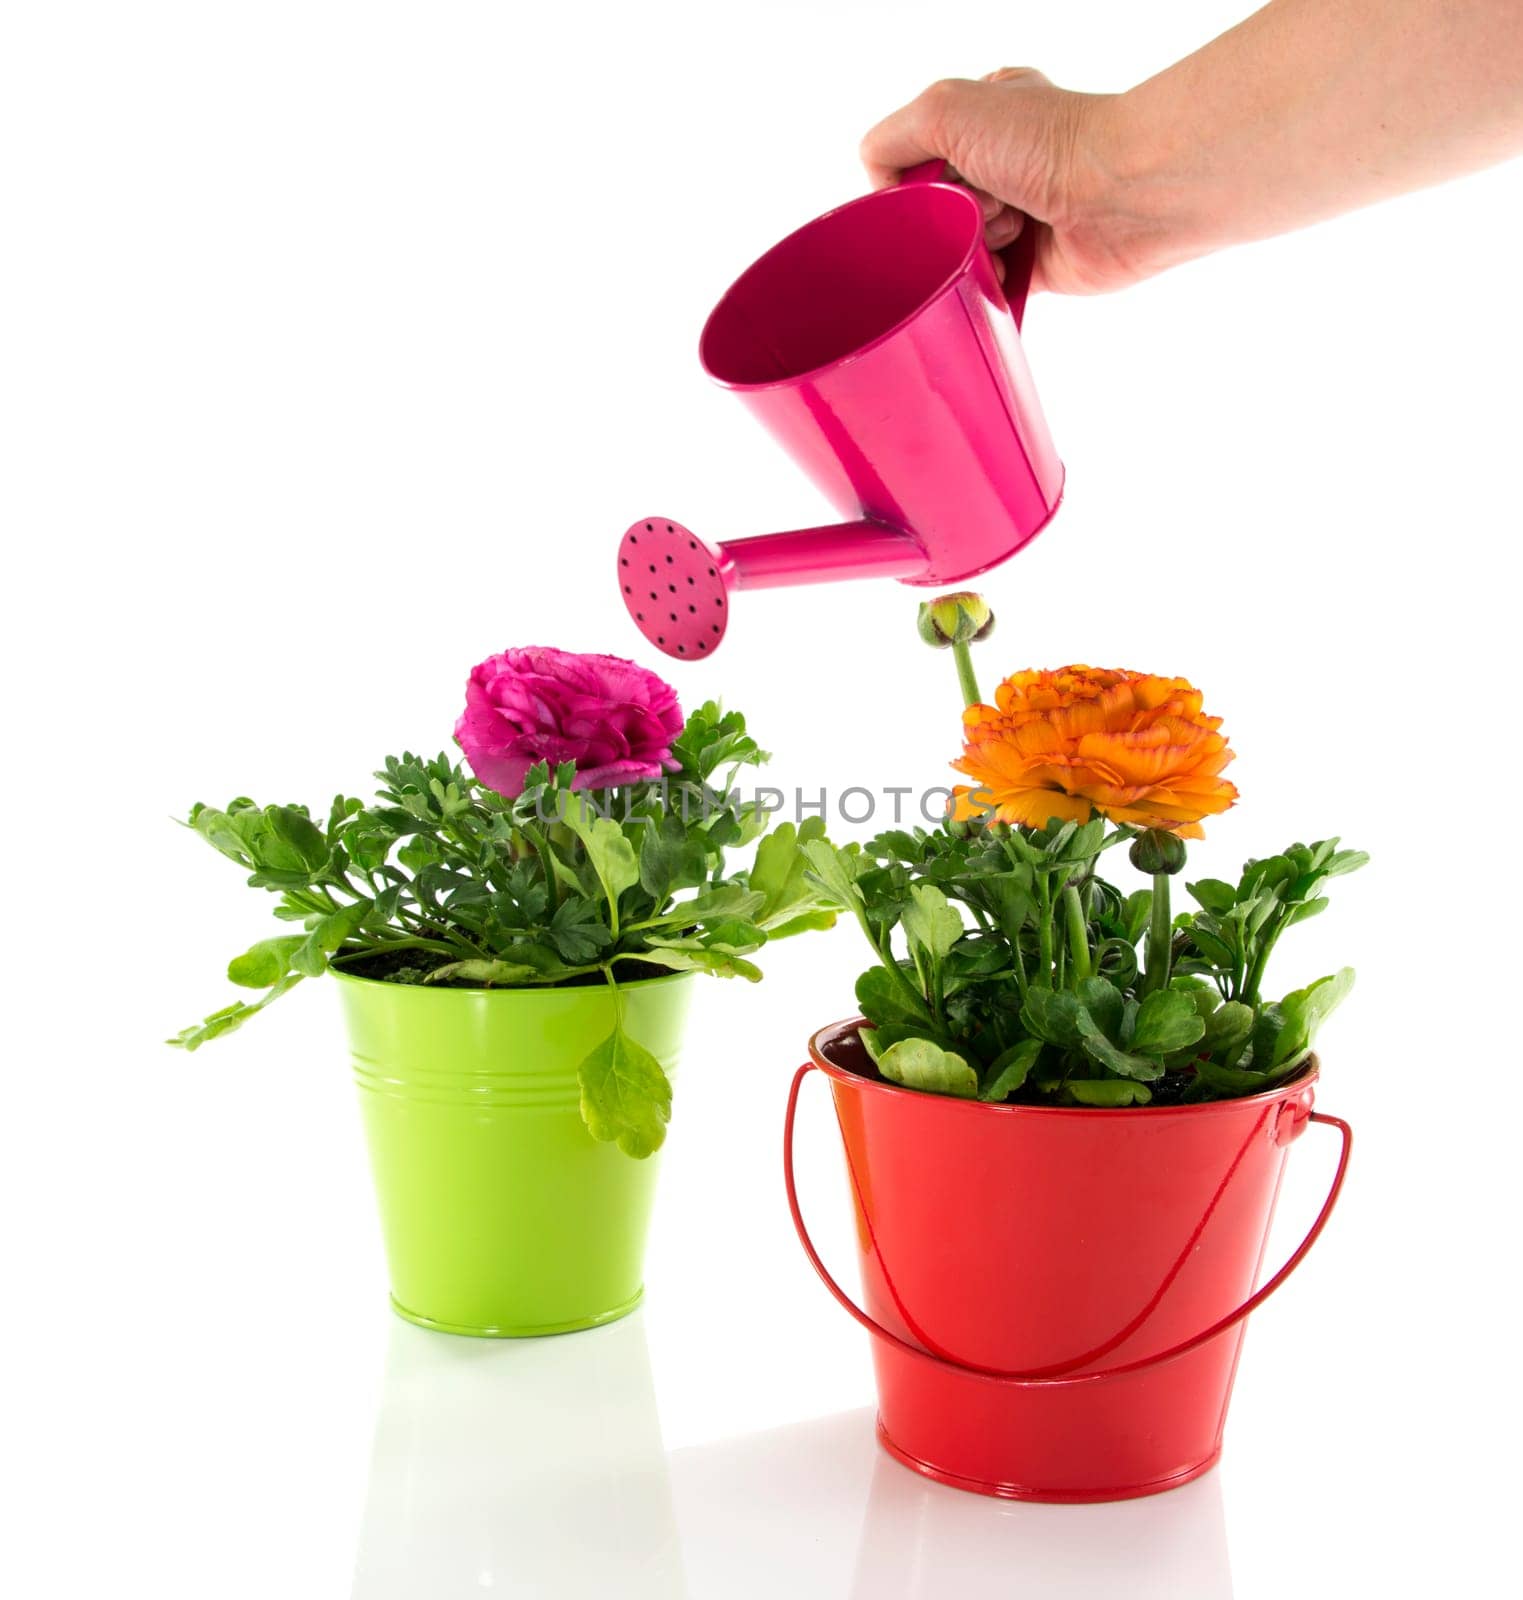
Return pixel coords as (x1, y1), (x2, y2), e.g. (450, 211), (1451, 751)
(333, 966), (695, 1337)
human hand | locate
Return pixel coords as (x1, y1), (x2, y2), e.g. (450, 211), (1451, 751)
(861, 68), (1172, 296)
(864, 6), (1523, 299)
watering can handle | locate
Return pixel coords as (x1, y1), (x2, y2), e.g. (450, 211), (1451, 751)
(901, 159), (1036, 330)
(783, 1061), (1352, 1391)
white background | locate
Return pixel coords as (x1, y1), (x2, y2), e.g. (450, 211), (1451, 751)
(3, 2), (1520, 1594)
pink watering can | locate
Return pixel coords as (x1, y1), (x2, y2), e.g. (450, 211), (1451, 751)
(619, 163), (1064, 659)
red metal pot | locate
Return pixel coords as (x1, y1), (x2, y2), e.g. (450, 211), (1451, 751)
(785, 1019), (1352, 1502)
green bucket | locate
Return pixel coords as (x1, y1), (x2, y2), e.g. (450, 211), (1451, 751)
(333, 966), (695, 1337)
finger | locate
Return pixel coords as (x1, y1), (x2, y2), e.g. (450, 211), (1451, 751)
(860, 79), (970, 187)
(984, 207), (1021, 249)
(982, 65), (1052, 88)
(964, 184), (1004, 222)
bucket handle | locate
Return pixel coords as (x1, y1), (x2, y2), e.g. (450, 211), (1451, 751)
(783, 1061), (1352, 1390)
(902, 159), (1036, 330)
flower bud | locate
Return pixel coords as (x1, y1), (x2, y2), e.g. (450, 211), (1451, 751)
(1129, 828), (1188, 876)
(917, 591), (995, 649)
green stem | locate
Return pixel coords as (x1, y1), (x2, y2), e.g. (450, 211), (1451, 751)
(366, 934), (462, 958)
(282, 887), (333, 917)
(599, 962), (625, 1028)
(1242, 915), (1288, 1007)
(991, 891), (1030, 1003)
(1062, 883), (1092, 984)
(1009, 927), (1029, 1001)
(394, 908), (487, 957)
(952, 640), (982, 709)
(1144, 872), (1173, 994)
(841, 894), (937, 1020)
(1035, 871), (1055, 988)
(518, 822), (560, 914)
(874, 928), (935, 1017)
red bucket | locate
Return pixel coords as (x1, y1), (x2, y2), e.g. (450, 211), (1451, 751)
(785, 1020), (1352, 1503)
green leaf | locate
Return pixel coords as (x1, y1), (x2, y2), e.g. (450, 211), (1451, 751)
(1122, 889), (1154, 945)
(1076, 977), (1125, 1042)
(680, 885), (768, 924)
(1325, 848), (1370, 878)
(347, 819), (401, 873)
(1130, 990), (1207, 1056)
(1204, 1000), (1255, 1054)
(874, 1036), (979, 1099)
(693, 916), (767, 950)
(747, 817), (828, 926)
(1187, 878), (1238, 915)
(424, 958), (562, 986)
(860, 1022), (939, 1063)
(260, 805), (330, 874)
(578, 1023), (673, 1157)
(764, 908), (839, 940)
(560, 794), (640, 913)
(637, 812), (710, 902)
(669, 701), (768, 782)
(979, 1039), (1042, 1102)
(1076, 1018), (1166, 1081)
(1173, 976), (1222, 1019)
(639, 941), (764, 981)
(902, 883), (964, 964)
(1067, 1079), (1153, 1107)
(802, 839), (865, 913)
(168, 974), (303, 1050)
(1184, 923), (1236, 968)
(227, 936), (304, 989)
(866, 828), (927, 862)
(291, 900), (371, 978)
(548, 897), (613, 964)
(1193, 1059), (1271, 1096)
(1269, 968), (1356, 1073)
(855, 964), (935, 1028)
(1038, 819), (1078, 856)
(943, 936), (1011, 992)
(396, 835), (442, 874)
(1047, 815), (1107, 866)
(635, 885), (766, 932)
(1020, 988), (1085, 1049)
(189, 805), (255, 865)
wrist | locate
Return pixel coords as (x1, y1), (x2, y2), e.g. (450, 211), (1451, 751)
(1071, 86), (1219, 282)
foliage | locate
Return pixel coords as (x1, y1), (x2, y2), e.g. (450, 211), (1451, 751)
(805, 816), (1365, 1108)
(171, 702), (838, 1156)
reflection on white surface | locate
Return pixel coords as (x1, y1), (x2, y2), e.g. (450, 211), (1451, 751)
(851, 1438), (1234, 1599)
(353, 1321), (1233, 1599)
(670, 1410), (1234, 1600)
(352, 1311), (686, 1598)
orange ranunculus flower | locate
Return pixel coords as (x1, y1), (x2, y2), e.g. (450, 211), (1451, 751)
(950, 666), (1238, 837)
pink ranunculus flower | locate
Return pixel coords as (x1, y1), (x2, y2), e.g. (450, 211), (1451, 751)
(456, 646), (685, 798)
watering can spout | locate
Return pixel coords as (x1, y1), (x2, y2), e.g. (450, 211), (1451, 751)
(621, 164), (1062, 661)
(618, 517), (928, 659)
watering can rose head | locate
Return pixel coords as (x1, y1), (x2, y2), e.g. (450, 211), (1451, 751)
(455, 646), (685, 799)
(950, 666), (1238, 837)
